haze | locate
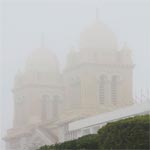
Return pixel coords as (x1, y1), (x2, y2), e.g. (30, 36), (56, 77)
(0, 0), (150, 149)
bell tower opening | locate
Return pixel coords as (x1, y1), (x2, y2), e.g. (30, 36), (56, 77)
(41, 95), (49, 121)
(52, 95), (59, 119)
(99, 75), (107, 104)
(111, 75), (118, 105)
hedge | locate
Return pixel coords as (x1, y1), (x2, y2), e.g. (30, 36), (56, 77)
(38, 114), (150, 150)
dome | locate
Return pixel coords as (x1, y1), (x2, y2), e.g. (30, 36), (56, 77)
(26, 48), (59, 73)
(80, 20), (118, 51)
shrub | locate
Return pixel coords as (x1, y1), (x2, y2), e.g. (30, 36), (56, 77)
(38, 115), (150, 150)
(76, 134), (99, 149)
(98, 115), (150, 149)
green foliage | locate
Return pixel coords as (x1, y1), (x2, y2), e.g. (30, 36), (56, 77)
(51, 139), (77, 149)
(37, 145), (51, 150)
(76, 134), (99, 149)
(38, 115), (150, 150)
(97, 115), (150, 149)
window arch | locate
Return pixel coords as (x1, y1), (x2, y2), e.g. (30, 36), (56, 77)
(41, 95), (49, 121)
(69, 77), (81, 107)
(111, 75), (118, 104)
(52, 95), (59, 119)
(99, 75), (107, 104)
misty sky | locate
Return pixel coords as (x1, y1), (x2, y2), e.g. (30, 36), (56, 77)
(0, 0), (150, 149)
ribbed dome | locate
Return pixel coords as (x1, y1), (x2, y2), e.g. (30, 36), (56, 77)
(26, 48), (59, 73)
(80, 20), (118, 51)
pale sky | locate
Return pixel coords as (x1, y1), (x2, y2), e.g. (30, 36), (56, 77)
(0, 0), (150, 149)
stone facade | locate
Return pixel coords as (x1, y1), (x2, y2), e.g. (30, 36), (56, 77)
(4, 20), (133, 150)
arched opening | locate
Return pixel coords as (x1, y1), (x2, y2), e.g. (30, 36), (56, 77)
(69, 77), (81, 108)
(41, 95), (49, 121)
(99, 75), (107, 104)
(111, 75), (118, 104)
(52, 95), (59, 119)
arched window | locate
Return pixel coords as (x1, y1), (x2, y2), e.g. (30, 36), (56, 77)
(52, 95), (59, 119)
(41, 95), (49, 121)
(111, 76), (118, 104)
(99, 75), (107, 104)
(70, 77), (81, 107)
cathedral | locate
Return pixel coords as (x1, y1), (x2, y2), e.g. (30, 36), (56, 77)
(4, 18), (133, 150)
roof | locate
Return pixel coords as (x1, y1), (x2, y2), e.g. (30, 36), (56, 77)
(69, 101), (150, 131)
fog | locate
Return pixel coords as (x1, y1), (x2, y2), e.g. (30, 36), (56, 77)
(0, 0), (150, 149)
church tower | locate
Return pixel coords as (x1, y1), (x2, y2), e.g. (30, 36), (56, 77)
(13, 48), (63, 128)
(4, 47), (65, 150)
(4, 16), (134, 150)
(64, 19), (133, 117)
